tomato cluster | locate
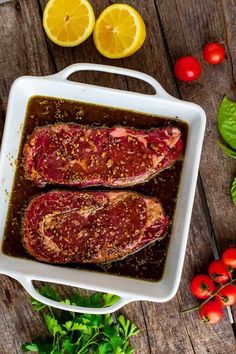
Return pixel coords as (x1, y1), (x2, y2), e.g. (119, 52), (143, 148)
(174, 42), (225, 82)
(189, 248), (236, 324)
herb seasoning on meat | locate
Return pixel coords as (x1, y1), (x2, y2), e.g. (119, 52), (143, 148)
(2, 96), (188, 282)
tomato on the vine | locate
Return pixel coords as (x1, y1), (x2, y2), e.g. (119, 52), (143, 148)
(199, 301), (223, 324)
(216, 284), (236, 307)
(208, 260), (231, 283)
(190, 274), (215, 299)
(203, 42), (225, 65)
(222, 248), (236, 269)
(174, 56), (201, 82)
(199, 300), (223, 324)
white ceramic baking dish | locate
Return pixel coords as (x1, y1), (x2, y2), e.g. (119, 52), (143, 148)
(0, 63), (206, 314)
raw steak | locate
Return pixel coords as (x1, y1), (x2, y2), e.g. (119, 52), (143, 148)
(22, 190), (169, 264)
(23, 124), (183, 187)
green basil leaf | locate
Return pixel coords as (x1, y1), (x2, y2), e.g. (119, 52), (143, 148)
(218, 96), (236, 149)
(22, 342), (39, 352)
(217, 141), (236, 159)
(231, 177), (236, 205)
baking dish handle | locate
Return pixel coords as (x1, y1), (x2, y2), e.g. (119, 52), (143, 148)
(50, 63), (174, 99)
(14, 275), (133, 314)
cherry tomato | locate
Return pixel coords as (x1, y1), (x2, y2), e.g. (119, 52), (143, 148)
(190, 274), (215, 299)
(174, 56), (201, 82)
(222, 248), (236, 269)
(199, 300), (223, 324)
(208, 260), (231, 283)
(203, 42), (225, 64)
(216, 284), (236, 307)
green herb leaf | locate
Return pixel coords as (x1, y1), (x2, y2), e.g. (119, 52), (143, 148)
(31, 298), (46, 311)
(38, 342), (55, 354)
(231, 177), (236, 205)
(69, 292), (103, 308)
(218, 96), (236, 149)
(109, 334), (124, 348)
(39, 285), (61, 301)
(118, 316), (139, 338)
(98, 342), (113, 354)
(63, 320), (73, 331)
(44, 314), (66, 336)
(62, 339), (75, 354)
(23, 286), (138, 354)
(103, 294), (120, 307)
(72, 322), (93, 332)
(31, 286), (61, 311)
(22, 341), (53, 354)
(103, 314), (113, 327)
(125, 347), (135, 354)
(22, 342), (39, 352)
(217, 141), (236, 159)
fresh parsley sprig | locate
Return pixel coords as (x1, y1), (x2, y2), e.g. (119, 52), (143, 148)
(22, 286), (139, 354)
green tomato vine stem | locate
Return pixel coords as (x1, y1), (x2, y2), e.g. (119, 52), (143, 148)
(181, 278), (236, 314)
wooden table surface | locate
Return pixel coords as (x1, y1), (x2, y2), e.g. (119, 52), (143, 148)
(0, 1), (236, 353)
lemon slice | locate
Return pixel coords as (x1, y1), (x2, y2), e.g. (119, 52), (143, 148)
(43, 0), (95, 47)
(93, 4), (146, 59)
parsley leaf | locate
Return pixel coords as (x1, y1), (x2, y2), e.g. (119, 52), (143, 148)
(44, 314), (66, 336)
(62, 338), (75, 354)
(22, 286), (139, 354)
(22, 342), (39, 352)
(40, 285), (61, 301)
(103, 294), (121, 307)
(98, 342), (113, 354)
(118, 316), (139, 339)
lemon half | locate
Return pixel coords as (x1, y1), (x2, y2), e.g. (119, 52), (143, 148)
(93, 4), (146, 59)
(43, 0), (95, 47)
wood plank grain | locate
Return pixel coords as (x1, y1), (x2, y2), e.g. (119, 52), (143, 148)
(155, 0), (236, 326)
(0, 1), (151, 353)
(0, 0), (235, 353)
(0, 0), (53, 100)
(0, 276), (46, 354)
(110, 0), (236, 353)
(0, 1), (54, 352)
(155, 0), (236, 247)
(177, 188), (236, 353)
(220, 0), (236, 323)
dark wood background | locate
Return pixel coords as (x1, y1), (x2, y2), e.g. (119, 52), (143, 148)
(0, 1), (236, 353)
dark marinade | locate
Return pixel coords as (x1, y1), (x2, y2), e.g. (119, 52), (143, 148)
(2, 95), (188, 282)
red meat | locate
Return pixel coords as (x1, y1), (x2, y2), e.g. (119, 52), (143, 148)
(22, 190), (169, 264)
(23, 124), (183, 187)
